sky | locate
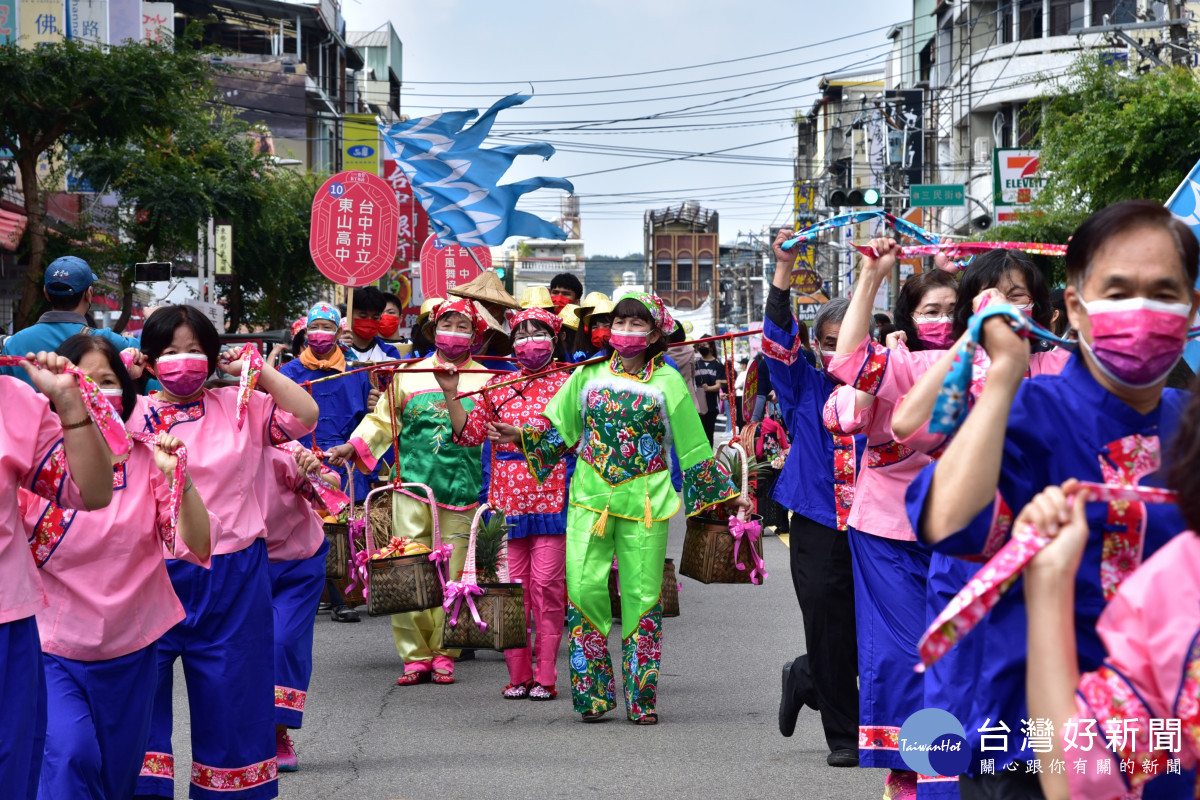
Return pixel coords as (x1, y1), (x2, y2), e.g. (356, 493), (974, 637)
(341, 0), (906, 257)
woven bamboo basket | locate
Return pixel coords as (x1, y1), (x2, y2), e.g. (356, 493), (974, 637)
(323, 522), (349, 580)
(348, 483), (445, 617)
(609, 558), (680, 619)
(442, 504), (527, 651)
(678, 441), (767, 585)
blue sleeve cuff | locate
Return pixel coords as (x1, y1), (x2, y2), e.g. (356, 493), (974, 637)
(905, 462), (995, 556)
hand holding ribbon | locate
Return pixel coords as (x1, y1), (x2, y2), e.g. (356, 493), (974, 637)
(131, 431), (188, 550)
(0, 355), (132, 458)
(218, 343), (264, 431)
(915, 481), (1179, 672)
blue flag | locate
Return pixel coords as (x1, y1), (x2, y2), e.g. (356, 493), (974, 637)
(379, 94), (574, 247)
(1165, 158), (1200, 370)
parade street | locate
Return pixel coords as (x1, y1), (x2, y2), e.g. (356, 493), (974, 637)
(167, 517), (883, 800)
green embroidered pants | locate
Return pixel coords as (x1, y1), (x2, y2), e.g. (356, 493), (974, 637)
(565, 507), (666, 720)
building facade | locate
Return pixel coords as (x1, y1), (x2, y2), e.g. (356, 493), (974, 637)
(643, 201), (719, 311)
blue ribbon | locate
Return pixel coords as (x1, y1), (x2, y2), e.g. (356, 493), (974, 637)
(782, 210), (940, 251)
(929, 304), (1076, 436)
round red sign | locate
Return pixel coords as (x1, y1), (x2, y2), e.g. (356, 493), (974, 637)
(419, 234), (491, 301)
(310, 171), (400, 287)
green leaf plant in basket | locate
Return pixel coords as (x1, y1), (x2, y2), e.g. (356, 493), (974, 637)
(475, 510), (513, 584)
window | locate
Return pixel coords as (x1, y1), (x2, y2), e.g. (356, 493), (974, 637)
(1091, 0), (1137, 25)
(1019, 0), (1043, 39)
(698, 254), (714, 295)
(655, 256), (672, 294)
(1049, 0), (1084, 35)
(1000, 1), (1015, 44)
(677, 252), (693, 293)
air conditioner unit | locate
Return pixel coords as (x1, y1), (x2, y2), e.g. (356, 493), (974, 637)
(562, 254), (577, 264)
(973, 136), (992, 164)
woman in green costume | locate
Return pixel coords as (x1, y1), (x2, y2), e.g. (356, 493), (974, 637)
(492, 292), (745, 724)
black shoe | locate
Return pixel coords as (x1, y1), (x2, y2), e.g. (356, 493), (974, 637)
(331, 606), (360, 623)
(826, 749), (859, 767)
(779, 661), (801, 737)
(317, 601), (332, 614)
(454, 650), (476, 662)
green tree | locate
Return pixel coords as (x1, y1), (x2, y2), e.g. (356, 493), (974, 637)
(0, 37), (212, 327)
(988, 56), (1200, 277)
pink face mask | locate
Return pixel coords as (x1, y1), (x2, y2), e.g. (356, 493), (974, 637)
(100, 387), (124, 418)
(307, 330), (337, 354)
(610, 330), (650, 359)
(1080, 297), (1191, 388)
(916, 317), (955, 350)
(513, 335), (554, 371)
(155, 353), (210, 398)
(435, 330), (473, 361)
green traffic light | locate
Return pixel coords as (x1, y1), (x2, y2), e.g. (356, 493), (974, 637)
(862, 188), (881, 205)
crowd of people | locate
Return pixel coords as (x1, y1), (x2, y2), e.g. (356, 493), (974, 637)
(1, 198), (1199, 800)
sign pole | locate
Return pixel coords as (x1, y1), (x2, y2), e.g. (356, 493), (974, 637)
(462, 245), (488, 274)
(345, 285), (354, 329)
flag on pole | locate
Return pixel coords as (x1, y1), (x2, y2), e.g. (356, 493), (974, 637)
(379, 94), (574, 247)
(1164, 157), (1200, 369)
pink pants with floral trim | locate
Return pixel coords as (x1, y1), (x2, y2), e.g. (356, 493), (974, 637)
(503, 534), (566, 688)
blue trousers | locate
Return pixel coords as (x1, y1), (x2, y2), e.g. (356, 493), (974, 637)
(268, 540), (328, 729)
(39, 644), (157, 800)
(136, 539), (278, 800)
(0, 616), (46, 800)
(849, 529), (931, 771)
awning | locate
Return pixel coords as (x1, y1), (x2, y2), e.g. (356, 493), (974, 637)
(0, 207), (27, 252)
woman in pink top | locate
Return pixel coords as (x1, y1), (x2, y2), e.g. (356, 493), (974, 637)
(0, 352), (114, 800)
(129, 306), (318, 800)
(22, 334), (215, 800)
(1024, 387), (1200, 799)
(261, 442), (339, 773)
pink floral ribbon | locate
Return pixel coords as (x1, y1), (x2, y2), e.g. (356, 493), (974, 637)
(272, 441), (349, 517)
(427, 543), (454, 590)
(0, 356), (132, 458)
(728, 514), (768, 585)
(916, 481), (1180, 672)
(345, 519), (370, 602)
(129, 431), (187, 551)
(851, 241), (1067, 261)
(234, 344), (264, 432)
(442, 581), (487, 630)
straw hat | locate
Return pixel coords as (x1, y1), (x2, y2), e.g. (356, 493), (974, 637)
(519, 285), (557, 310)
(448, 269), (521, 310)
(417, 297), (445, 325)
(579, 290), (615, 318)
(559, 303), (584, 332)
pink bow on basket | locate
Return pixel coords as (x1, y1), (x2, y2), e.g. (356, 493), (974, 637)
(443, 582), (487, 630)
(129, 431), (187, 551)
(728, 514), (768, 585)
(427, 544), (454, 589)
(234, 343), (264, 431)
(0, 356), (132, 458)
(915, 481), (1179, 673)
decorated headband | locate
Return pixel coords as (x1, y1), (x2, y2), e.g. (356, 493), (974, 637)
(508, 306), (562, 336)
(0, 356), (131, 458)
(616, 291), (675, 335)
(432, 297), (488, 341)
(915, 481), (1180, 672)
(130, 431), (187, 550)
(929, 301), (1076, 436)
(307, 302), (340, 327)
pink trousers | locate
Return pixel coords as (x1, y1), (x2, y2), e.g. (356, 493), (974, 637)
(503, 534), (567, 688)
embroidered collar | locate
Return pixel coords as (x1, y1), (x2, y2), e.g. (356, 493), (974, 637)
(144, 396), (206, 435)
(607, 351), (664, 383)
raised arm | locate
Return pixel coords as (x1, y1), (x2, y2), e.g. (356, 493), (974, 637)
(220, 348), (319, 430)
(919, 318), (1029, 544)
(834, 238), (898, 357)
(23, 352), (114, 510)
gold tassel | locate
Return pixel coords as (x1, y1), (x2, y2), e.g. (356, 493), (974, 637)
(592, 505), (609, 537)
(644, 491), (653, 530)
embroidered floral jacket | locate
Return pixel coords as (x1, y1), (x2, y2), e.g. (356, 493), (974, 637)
(905, 354), (1189, 774)
(521, 352), (736, 522)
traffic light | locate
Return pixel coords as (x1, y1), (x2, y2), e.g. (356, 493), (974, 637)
(828, 188), (883, 207)
(495, 265), (513, 294)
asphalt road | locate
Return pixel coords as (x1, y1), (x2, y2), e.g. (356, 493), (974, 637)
(167, 517), (887, 799)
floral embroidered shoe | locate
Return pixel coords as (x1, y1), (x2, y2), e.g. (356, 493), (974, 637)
(882, 769), (917, 800)
(275, 728), (298, 772)
(502, 682), (530, 699)
(529, 683), (556, 701)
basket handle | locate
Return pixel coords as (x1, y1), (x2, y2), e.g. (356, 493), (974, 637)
(463, 503), (490, 587)
(716, 439), (751, 522)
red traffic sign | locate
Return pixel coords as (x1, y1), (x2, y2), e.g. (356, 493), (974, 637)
(310, 171), (399, 287)
(419, 234), (490, 301)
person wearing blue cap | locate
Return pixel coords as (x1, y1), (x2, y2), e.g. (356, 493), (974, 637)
(1, 256), (140, 387)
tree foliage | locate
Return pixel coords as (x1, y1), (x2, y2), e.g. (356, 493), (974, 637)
(0, 36), (212, 327)
(986, 57), (1200, 280)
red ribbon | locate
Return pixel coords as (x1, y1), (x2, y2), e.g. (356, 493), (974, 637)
(129, 431), (187, 551)
(234, 343), (264, 432)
